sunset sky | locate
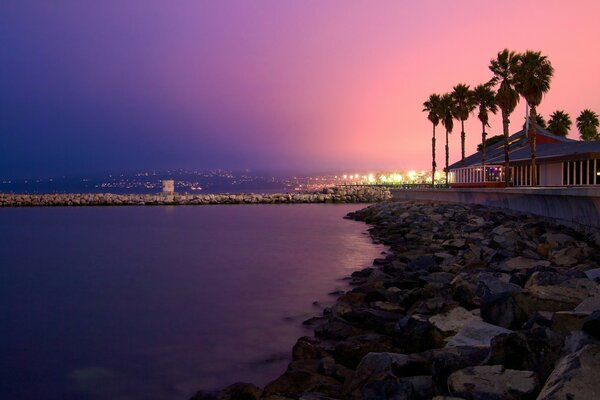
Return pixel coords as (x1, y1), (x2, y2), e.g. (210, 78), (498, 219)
(2, 0), (600, 178)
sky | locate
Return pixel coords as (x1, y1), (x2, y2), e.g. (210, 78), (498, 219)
(1, 0), (600, 179)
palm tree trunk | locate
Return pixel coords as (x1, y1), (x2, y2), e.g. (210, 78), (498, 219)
(461, 120), (465, 164)
(481, 123), (487, 168)
(529, 105), (537, 186)
(432, 124), (436, 189)
(503, 110), (510, 186)
(481, 123), (486, 183)
(445, 129), (449, 186)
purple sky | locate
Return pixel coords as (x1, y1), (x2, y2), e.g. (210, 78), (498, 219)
(2, 1), (600, 178)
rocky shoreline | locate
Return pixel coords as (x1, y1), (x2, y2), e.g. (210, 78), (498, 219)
(192, 200), (600, 400)
(0, 186), (391, 207)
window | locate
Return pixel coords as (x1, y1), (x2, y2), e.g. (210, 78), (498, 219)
(583, 160), (589, 185)
(588, 160), (594, 185)
(563, 162), (568, 185)
(576, 161), (581, 185)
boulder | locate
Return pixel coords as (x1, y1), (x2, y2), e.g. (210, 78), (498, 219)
(429, 307), (482, 336)
(263, 370), (341, 398)
(583, 310), (600, 339)
(488, 328), (563, 382)
(498, 257), (550, 272)
(475, 272), (520, 300)
(333, 334), (401, 369)
(537, 344), (600, 400)
(448, 365), (537, 400)
(395, 314), (446, 352)
(446, 319), (512, 348)
(344, 352), (410, 397)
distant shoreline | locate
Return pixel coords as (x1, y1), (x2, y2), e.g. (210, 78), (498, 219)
(0, 186), (391, 207)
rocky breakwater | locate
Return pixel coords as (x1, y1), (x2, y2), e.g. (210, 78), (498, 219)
(192, 201), (600, 400)
(0, 186), (391, 207)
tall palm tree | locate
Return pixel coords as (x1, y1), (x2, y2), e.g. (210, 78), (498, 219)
(522, 114), (548, 130)
(439, 93), (456, 185)
(547, 110), (572, 137)
(577, 109), (600, 141)
(423, 94), (442, 188)
(489, 49), (520, 185)
(451, 84), (476, 164)
(513, 50), (554, 186)
(472, 83), (498, 170)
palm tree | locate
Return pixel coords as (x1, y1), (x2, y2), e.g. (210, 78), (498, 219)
(423, 94), (442, 188)
(451, 84), (476, 164)
(577, 109), (600, 141)
(489, 49), (520, 185)
(513, 50), (554, 186)
(472, 83), (498, 170)
(522, 114), (547, 130)
(439, 93), (456, 185)
(547, 110), (572, 137)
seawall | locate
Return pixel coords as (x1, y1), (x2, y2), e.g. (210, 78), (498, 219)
(391, 187), (600, 230)
(0, 186), (391, 207)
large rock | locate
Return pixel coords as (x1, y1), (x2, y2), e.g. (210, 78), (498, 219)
(395, 314), (446, 352)
(263, 370), (341, 398)
(537, 344), (600, 399)
(488, 328), (563, 382)
(344, 352), (410, 398)
(476, 272), (521, 300)
(446, 319), (512, 348)
(498, 257), (550, 272)
(448, 365), (538, 400)
(333, 334), (400, 369)
(429, 307), (482, 336)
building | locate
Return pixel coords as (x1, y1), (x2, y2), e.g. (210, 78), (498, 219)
(447, 125), (600, 187)
(162, 179), (175, 194)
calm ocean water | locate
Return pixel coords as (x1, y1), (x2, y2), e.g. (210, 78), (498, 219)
(0, 205), (382, 400)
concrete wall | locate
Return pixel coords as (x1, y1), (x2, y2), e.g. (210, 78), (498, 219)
(391, 187), (600, 231)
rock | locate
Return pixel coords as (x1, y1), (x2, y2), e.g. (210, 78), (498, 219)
(498, 256), (550, 272)
(345, 352), (408, 389)
(563, 331), (597, 354)
(190, 383), (262, 400)
(537, 344), (600, 400)
(448, 365), (537, 400)
(446, 319), (512, 348)
(516, 278), (600, 319)
(293, 336), (331, 361)
(488, 328), (563, 382)
(585, 268), (600, 282)
(480, 291), (523, 329)
(345, 352), (413, 400)
(395, 314), (446, 352)
(442, 239), (467, 250)
(583, 310), (600, 339)
(476, 272), (521, 300)
(575, 296), (600, 313)
(406, 255), (437, 272)
(429, 307), (482, 336)
(431, 347), (490, 396)
(356, 380), (413, 400)
(263, 370), (341, 398)
(551, 311), (591, 335)
(333, 334), (401, 369)
(542, 232), (575, 247)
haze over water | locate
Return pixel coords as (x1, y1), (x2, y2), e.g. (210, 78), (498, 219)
(0, 204), (383, 400)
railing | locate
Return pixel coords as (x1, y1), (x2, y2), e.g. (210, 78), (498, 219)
(338, 183), (449, 189)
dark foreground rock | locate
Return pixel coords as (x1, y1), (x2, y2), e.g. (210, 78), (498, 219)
(191, 201), (600, 399)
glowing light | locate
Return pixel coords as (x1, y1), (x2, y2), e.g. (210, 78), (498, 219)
(368, 173), (375, 183)
(343, 174), (347, 179)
